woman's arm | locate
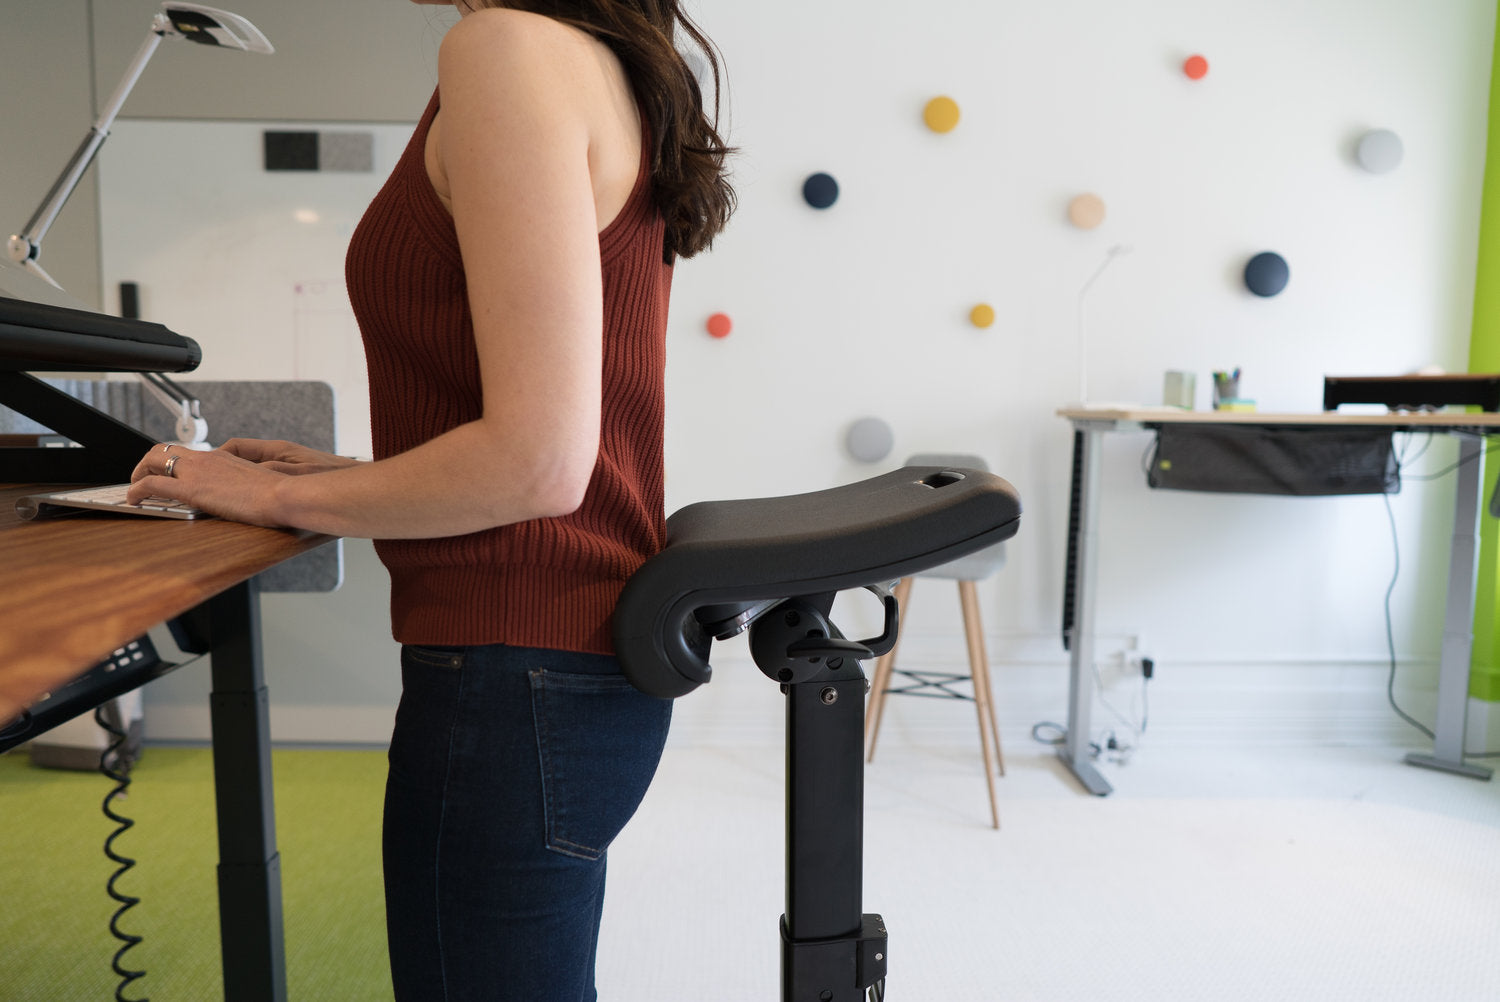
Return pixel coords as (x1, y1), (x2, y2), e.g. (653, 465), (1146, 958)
(128, 11), (622, 539)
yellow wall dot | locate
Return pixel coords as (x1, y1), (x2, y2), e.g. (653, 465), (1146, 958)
(969, 303), (996, 328)
(923, 96), (961, 133)
(1067, 193), (1106, 229)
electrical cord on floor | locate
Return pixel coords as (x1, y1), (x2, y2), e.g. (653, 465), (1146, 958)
(1382, 481), (1500, 758)
(1030, 721), (1066, 745)
(95, 701), (149, 1002)
(1090, 660), (1147, 762)
(1030, 660), (1152, 763)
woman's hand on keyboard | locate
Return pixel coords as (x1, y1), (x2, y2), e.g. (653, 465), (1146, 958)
(217, 438), (364, 475)
(128, 442), (300, 527)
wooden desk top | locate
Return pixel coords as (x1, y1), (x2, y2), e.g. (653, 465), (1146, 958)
(1057, 406), (1500, 429)
(0, 484), (334, 724)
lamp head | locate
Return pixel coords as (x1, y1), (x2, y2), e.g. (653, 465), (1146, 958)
(154, 3), (274, 54)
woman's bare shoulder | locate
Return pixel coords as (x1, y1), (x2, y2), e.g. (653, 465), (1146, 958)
(440, 7), (596, 75)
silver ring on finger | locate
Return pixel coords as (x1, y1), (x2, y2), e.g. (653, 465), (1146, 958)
(164, 455), (180, 478)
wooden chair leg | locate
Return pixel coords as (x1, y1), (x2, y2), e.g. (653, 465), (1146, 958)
(969, 622), (1005, 777)
(958, 580), (1001, 829)
(864, 577), (912, 763)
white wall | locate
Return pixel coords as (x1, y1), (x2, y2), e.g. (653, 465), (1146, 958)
(661, 0), (1496, 672)
(10, 0), (1494, 740)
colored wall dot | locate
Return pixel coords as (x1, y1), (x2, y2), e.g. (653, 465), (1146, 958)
(1067, 193), (1106, 229)
(969, 303), (996, 328)
(803, 172), (839, 209)
(1356, 129), (1404, 174)
(1183, 54), (1209, 80)
(846, 416), (895, 463)
(1244, 251), (1290, 297)
(923, 96), (961, 133)
(705, 312), (733, 338)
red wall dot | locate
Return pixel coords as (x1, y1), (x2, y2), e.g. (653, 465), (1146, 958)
(706, 312), (733, 338)
(1183, 54), (1209, 80)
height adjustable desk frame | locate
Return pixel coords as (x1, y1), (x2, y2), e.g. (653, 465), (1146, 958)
(1059, 408), (1500, 797)
(615, 465), (1022, 1001)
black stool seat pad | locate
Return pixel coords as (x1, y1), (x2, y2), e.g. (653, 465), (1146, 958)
(614, 465), (1022, 697)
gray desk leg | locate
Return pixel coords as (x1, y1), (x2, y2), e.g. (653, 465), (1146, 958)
(1062, 424), (1113, 795)
(1406, 433), (1494, 781)
(207, 578), (290, 1001)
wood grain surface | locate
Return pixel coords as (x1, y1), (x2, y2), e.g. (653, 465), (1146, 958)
(0, 483), (333, 724)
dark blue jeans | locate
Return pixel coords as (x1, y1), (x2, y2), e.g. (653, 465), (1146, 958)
(382, 642), (673, 1001)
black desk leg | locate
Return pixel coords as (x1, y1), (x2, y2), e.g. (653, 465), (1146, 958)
(206, 578), (288, 1002)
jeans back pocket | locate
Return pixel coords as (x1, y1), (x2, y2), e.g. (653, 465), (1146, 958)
(529, 669), (672, 861)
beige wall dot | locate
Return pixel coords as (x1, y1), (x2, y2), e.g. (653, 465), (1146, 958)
(1068, 193), (1106, 229)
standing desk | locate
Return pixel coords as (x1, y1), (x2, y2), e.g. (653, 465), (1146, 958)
(1057, 407), (1500, 796)
(0, 482), (335, 1001)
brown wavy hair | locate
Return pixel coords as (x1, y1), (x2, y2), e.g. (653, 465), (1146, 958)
(467, 0), (736, 260)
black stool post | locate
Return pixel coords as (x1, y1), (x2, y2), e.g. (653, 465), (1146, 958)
(612, 464), (1023, 1002)
(750, 595), (887, 1001)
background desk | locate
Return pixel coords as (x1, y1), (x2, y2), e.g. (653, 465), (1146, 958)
(1057, 408), (1500, 796)
(0, 484), (334, 1002)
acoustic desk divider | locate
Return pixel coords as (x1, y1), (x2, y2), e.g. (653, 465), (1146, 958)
(613, 464), (1022, 1002)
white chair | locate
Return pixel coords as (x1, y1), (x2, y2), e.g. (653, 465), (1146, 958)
(864, 453), (1007, 828)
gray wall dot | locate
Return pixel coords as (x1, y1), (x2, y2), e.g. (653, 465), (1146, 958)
(1356, 129), (1404, 174)
(845, 416), (894, 462)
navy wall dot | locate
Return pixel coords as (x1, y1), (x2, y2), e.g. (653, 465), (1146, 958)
(803, 172), (840, 209)
(1244, 251), (1290, 297)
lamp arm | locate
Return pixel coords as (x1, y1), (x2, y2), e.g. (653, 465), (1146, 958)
(1074, 245), (1132, 405)
(7, 29), (166, 272)
(137, 371), (209, 448)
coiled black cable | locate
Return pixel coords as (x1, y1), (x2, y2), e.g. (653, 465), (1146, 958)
(95, 701), (149, 1002)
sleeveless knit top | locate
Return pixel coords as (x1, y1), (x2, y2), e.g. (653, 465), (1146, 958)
(346, 89), (673, 654)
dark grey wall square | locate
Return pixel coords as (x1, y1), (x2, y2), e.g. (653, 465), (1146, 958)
(264, 130), (319, 171)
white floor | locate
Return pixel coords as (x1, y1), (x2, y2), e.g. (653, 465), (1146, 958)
(596, 659), (1500, 1001)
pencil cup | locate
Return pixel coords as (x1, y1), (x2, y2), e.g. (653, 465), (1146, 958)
(1212, 372), (1240, 410)
(1163, 371), (1195, 409)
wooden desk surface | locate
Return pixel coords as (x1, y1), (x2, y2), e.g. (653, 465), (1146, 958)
(0, 484), (334, 724)
(1058, 406), (1500, 429)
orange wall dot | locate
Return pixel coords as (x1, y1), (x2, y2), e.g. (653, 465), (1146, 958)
(1183, 54), (1209, 79)
(923, 96), (961, 133)
(969, 303), (996, 328)
(705, 312), (733, 338)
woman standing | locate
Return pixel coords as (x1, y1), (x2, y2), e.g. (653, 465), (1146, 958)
(131, 1), (734, 997)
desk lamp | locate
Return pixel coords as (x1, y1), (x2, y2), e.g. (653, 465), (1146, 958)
(6, 3), (273, 447)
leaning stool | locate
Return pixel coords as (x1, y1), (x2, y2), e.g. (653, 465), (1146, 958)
(864, 453), (1007, 829)
(614, 463), (1022, 1002)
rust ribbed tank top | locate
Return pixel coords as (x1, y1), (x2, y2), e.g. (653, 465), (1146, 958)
(346, 89), (672, 654)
